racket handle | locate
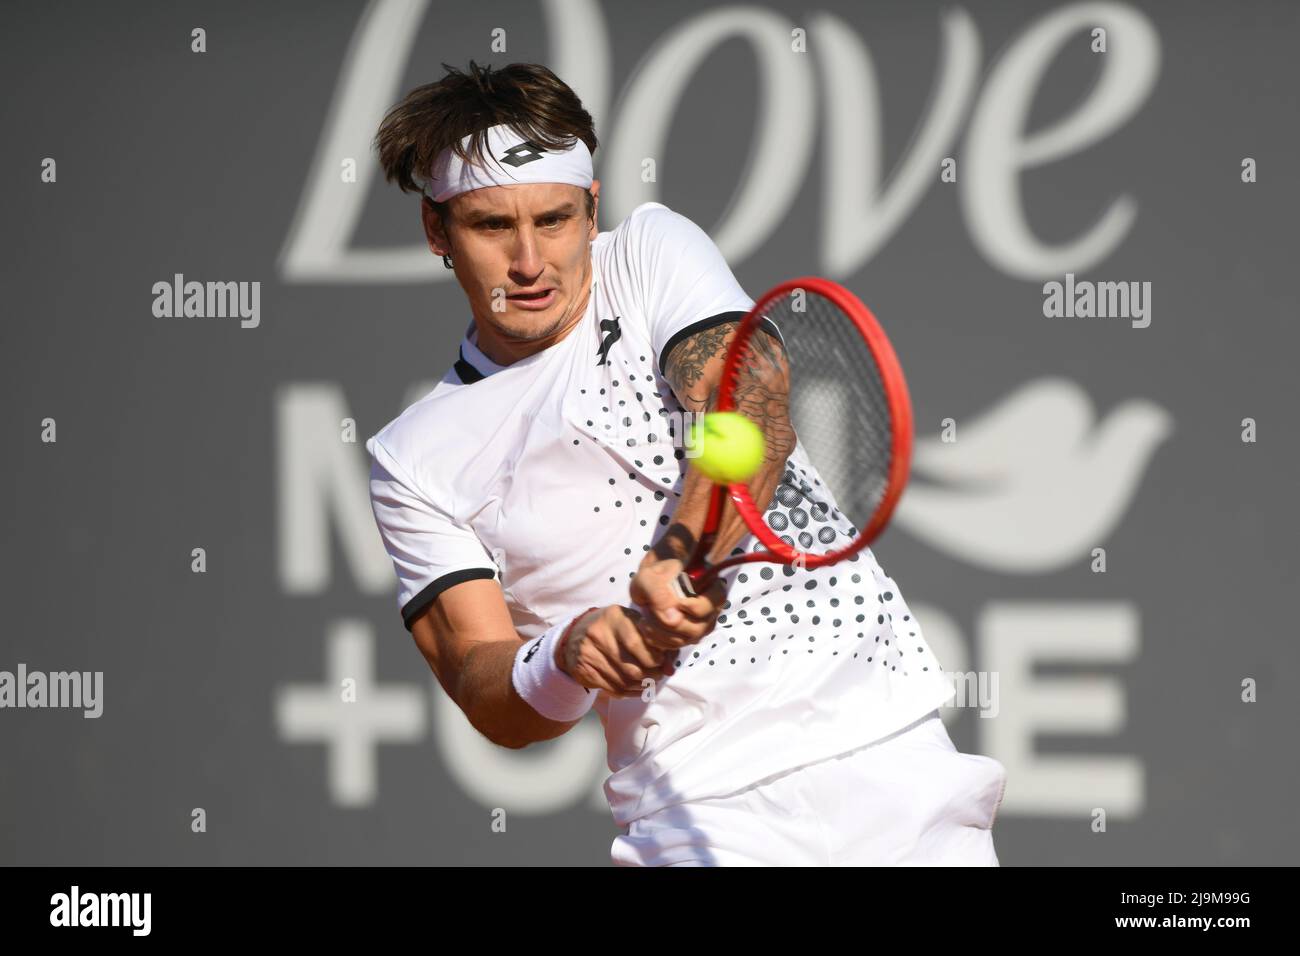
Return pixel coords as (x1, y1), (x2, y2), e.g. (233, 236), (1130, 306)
(671, 529), (718, 601)
(671, 571), (695, 599)
(672, 566), (717, 599)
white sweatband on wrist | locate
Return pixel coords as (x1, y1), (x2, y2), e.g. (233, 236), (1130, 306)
(511, 612), (598, 722)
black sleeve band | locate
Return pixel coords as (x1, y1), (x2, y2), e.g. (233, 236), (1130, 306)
(657, 311), (786, 379)
(401, 567), (497, 631)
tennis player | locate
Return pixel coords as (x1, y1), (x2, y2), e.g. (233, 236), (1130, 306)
(366, 61), (1006, 866)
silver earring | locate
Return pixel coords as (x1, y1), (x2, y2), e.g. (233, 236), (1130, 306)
(442, 254), (454, 270)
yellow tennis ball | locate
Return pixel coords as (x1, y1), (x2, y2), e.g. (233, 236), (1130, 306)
(689, 412), (766, 483)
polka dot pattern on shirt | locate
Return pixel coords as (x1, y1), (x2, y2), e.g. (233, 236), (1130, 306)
(565, 330), (942, 683)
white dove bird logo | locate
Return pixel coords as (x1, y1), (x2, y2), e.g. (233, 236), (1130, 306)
(897, 377), (1173, 574)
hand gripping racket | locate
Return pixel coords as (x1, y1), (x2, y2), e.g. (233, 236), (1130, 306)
(670, 277), (913, 599)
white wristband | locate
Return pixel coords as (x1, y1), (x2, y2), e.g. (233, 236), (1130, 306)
(511, 612), (598, 722)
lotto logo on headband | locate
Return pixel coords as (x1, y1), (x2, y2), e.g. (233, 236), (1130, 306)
(500, 141), (546, 167)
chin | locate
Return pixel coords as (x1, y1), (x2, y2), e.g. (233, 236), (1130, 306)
(498, 311), (566, 342)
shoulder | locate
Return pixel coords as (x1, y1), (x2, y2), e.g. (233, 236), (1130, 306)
(601, 201), (706, 257)
(365, 372), (462, 485)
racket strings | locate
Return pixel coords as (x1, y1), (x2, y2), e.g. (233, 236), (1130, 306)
(735, 289), (894, 556)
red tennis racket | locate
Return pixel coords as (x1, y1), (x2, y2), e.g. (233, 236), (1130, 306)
(671, 276), (913, 598)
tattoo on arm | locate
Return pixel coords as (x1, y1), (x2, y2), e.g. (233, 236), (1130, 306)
(662, 323), (732, 408)
(663, 323), (796, 461)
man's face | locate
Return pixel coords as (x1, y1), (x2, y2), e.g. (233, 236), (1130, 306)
(423, 181), (599, 342)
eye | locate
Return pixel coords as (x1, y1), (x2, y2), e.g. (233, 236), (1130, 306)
(541, 215), (568, 228)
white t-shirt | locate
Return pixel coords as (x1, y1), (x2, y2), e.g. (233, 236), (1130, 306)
(366, 201), (956, 826)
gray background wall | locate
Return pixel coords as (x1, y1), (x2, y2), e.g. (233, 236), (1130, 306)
(2, 0), (1296, 865)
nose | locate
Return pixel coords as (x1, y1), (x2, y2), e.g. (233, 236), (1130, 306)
(509, 225), (544, 284)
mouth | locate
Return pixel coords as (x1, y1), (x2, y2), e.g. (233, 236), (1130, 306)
(506, 288), (557, 310)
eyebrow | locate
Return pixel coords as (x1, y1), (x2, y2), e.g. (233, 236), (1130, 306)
(461, 202), (580, 226)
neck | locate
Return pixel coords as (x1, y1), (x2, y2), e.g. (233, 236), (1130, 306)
(472, 258), (594, 367)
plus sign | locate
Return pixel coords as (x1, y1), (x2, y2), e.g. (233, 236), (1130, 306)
(276, 619), (425, 806)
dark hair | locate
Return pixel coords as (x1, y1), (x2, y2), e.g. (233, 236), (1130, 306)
(374, 60), (598, 222)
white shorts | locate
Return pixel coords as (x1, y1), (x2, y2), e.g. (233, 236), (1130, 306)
(610, 709), (1007, 866)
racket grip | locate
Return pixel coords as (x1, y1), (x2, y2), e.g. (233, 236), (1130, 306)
(671, 571), (696, 599)
(673, 564), (721, 599)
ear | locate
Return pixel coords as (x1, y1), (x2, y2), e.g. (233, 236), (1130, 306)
(421, 195), (452, 256)
(587, 180), (601, 241)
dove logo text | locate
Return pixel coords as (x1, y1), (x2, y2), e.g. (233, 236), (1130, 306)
(279, 1), (1161, 283)
(1042, 274), (1152, 328)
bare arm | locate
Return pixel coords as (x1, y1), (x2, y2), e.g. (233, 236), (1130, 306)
(410, 578), (580, 750)
(657, 321), (795, 565)
(411, 578), (695, 749)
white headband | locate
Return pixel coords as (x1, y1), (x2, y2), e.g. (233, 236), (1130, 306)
(425, 123), (594, 203)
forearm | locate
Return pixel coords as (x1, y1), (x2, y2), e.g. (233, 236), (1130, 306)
(455, 639), (581, 749)
(655, 440), (786, 566)
(657, 323), (795, 566)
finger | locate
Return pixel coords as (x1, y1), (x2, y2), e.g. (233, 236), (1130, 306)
(636, 613), (711, 645)
(623, 606), (686, 651)
(574, 668), (618, 697)
(696, 570), (729, 604)
(656, 569), (727, 622)
(611, 609), (668, 671)
(631, 561), (688, 627)
(590, 614), (664, 689)
(578, 614), (646, 693)
(570, 629), (625, 693)
(674, 589), (725, 621)
(567, 652), (616, 695)
(636, 622), (695, 652)
(626, 600), (702, 655)
(703, 575), (728, 606)
(580, 650), (640, 696)
(608, 649), (665, 690)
